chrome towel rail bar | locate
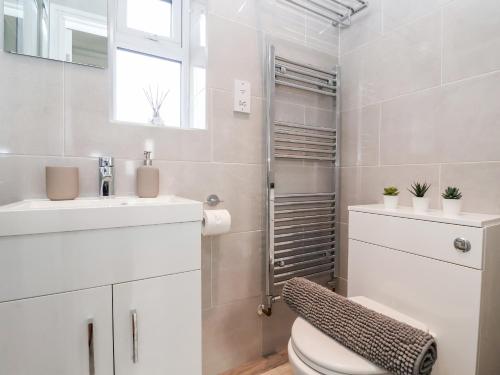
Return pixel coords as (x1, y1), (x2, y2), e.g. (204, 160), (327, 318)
(275, 56), (337, 77)
(275, 80), (337, 97)
(275, 242), (336, 256)
(281, 0), (369, 27)
(274, 121), (336, 133)
(273, 269), (335, 287)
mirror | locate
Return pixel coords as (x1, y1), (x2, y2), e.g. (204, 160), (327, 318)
(3, 0), (108, 68)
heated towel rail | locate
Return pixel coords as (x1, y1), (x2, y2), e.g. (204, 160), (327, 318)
(260, 45), (340, 316)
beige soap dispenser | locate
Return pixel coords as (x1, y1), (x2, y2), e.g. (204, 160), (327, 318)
(137, 151), (159, 198)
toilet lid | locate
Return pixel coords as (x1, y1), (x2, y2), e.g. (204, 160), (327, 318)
(290, 296), (429, 375)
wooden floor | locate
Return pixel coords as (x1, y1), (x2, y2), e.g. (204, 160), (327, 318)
(221, 350), (292, 375)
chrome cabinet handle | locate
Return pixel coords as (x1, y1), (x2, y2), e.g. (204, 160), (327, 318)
(88, 320), (95, 375)
(454, 237), (471, 253)
(131, 310), (139, 363)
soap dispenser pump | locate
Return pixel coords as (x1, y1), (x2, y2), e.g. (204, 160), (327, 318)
(137, 151), (159, 198)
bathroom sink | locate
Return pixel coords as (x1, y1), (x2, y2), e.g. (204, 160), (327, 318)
(0, 196), (203, 237)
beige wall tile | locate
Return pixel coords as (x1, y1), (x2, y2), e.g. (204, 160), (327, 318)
(340, 0), (382, 55)
(440, 163), (500, 215)
(262, 301), (297, 355)
(212, 231), (263, 306)
(305, 16), (339, 54)
(207, 15), (263, 96)
(341, 12), (441, 111)
(443, 0), (500, 83)
(340, 104), (380, 167)
(339, 167), (363, 223)
(336, 277), (348, 297)
(64, 64), (212, 161)
(203, 297), (262, 375)
(0, 54), (63, 156)
(382, 0), (451, 33)
(338, 222), (348, 279)
(360, 164), (441, 209)
(274, 161), (334, 195)
(212, 89), (265, 164)
(0, 155), (97, 205)
(380, 72), (500, 165)
(208, 0), (259, 28)
(305, 107), (336, 129)
(274, 100), (305, 124)
(202, 237), (213, 310)
(259, 0), (306, 44)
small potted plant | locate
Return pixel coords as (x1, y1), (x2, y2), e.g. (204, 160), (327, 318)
(408, 182), (431, 213)
(383, 186), (400, 209)
(442, 186), (462, 216)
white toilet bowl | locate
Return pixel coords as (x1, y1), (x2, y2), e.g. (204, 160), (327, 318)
(287, 296), (429, 375)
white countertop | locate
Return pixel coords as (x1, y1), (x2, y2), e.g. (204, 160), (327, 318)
(0, 196), (203, 236)
(348, 204), (500, 228)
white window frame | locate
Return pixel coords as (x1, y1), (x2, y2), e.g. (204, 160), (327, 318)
(111, 0), (190, 128)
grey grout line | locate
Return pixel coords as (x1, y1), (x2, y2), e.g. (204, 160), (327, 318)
(440, 8), (445, 86)
(340, 66), (500, 115)
(378, 103), (382, 167)
(62, 62), (66, 157)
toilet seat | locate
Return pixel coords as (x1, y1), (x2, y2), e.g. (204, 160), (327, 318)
(290, 318), (389, 375)
(289, 296), (429, 375)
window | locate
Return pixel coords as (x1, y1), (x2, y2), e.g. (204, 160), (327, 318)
(112, 0), (202, 128)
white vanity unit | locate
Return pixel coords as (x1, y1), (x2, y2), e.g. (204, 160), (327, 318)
(348, 205), (500, 375)
(0, 196), (203, 375)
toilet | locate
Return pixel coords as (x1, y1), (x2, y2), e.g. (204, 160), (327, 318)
(288, 296), (429, 375)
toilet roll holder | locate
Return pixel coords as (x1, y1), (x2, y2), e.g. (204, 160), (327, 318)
(205, 194), (223, 207)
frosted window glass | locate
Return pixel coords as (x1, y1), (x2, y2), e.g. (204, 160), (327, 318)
(127, 0), (172, 37)
(115, 49), (181, 127)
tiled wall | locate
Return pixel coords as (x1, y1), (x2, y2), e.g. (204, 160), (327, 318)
(0, 0), (338, 373)
(338, 0), (500, 292)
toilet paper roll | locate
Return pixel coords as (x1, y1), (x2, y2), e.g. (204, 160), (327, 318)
(202, 209), (231, 236)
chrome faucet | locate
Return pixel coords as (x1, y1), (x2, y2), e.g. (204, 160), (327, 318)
(98, 156), (115, 197)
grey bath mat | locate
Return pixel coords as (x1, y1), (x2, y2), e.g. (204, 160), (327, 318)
(282, 277), (437, 375)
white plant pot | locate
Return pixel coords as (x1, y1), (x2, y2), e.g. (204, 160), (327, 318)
(412, 197), (430, 213)
(383, 195), (399, 210)
(442, 199), (462, 216)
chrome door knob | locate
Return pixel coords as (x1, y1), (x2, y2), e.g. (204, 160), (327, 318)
(454, 238), (471, 253)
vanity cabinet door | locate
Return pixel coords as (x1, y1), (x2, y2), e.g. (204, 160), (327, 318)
(0, 286), (114, 375)
(113, 271), (201, 375)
